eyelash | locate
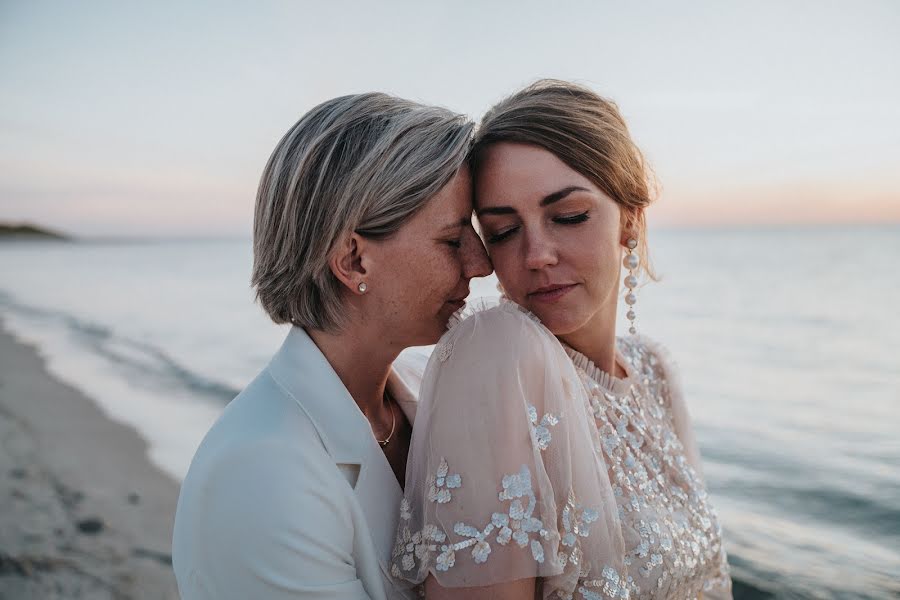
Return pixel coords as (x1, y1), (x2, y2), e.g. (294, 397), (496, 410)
(487, 212), (590, 244)
(446, 239), (462, 249)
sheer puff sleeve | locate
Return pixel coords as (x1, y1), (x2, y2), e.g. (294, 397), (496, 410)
(391, 301), (629, 599)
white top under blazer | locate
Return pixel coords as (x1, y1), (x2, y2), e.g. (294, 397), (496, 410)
(172, 326), (422, 600)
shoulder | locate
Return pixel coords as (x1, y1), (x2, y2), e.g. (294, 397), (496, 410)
(174, 404), (355, 579)
(448, 297), (546, 335)
(173, 371), (364, 594)
(618, 333), (679, 382)
(436, 298), (564, 369)
(178, 374), (350, 525)
(416, 299), (585, 436)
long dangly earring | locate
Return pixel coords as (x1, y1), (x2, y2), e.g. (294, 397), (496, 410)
(623, 238), (639, 335)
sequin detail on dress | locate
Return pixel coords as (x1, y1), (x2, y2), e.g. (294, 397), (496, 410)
(563, 337), (732, 599)
(426, 458), (461, 504)
(395, 461), (557, 573)
(529, 405), (560, 451)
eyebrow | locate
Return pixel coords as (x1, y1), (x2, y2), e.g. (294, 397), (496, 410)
(476, 186), (590, 216)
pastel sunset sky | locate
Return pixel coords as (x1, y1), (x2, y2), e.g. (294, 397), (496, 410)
(2, 1), (898, 236)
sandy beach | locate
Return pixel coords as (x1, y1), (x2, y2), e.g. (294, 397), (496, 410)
(0, 322), (180, 599)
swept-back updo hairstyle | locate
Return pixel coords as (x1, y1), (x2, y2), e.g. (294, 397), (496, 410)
(470, 79), (657, 279)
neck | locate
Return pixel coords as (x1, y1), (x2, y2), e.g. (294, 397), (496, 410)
(557, 297), (625, 379)
(306, 321), (399, 420)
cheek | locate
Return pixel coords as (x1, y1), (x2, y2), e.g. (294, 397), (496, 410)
(485, 245), (520, 295)
(574, 230), (621, 297)
(397, 247), (458, 302)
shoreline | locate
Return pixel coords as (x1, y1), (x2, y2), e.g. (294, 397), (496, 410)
(0, 321), (180, 598)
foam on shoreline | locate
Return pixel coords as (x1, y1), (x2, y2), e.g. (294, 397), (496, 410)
(1, 310), (223, 481)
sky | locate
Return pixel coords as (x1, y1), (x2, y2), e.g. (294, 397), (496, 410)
(1, 0), (899, 237)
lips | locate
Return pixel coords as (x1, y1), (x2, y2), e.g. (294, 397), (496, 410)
(527, 283), (577, 303)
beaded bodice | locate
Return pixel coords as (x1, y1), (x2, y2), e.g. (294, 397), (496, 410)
(564, 338), (731, 599)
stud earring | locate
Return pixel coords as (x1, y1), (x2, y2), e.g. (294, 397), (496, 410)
(623, 238), (639, 335)
(358, 282), (368, 294)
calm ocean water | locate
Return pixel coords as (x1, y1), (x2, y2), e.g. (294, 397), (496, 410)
(1, 226), (898, 599)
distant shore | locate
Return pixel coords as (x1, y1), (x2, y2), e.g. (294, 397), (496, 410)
(0, 321), (180, 598)
(0, 223), (71, 241)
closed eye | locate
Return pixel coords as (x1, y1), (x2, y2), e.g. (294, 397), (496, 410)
(554, 212), (589, 225)
(486, 212), (589, 244)
(486, 226), (518, 244)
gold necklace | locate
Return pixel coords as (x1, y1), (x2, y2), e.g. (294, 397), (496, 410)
(376, 393), (396, 447)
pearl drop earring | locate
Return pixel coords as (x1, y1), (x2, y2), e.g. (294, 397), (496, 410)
(358, 282), (368, 294)
(623, 238), (639, 335)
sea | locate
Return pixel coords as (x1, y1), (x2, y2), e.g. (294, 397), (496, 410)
(1, 226), (898, 599)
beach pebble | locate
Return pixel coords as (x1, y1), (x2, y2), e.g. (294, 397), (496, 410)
(76, 517), (104, 535)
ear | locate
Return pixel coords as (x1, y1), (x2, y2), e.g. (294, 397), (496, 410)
(619, 207), (643, 247)
(329, 232), (370, 295)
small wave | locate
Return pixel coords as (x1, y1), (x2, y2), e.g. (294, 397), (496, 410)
(730, 572), (778, 599)
(720, 477), (900, 543)
(0, 291), (240, 403)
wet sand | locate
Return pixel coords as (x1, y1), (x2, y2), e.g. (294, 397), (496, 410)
(0, 323), (180, 599)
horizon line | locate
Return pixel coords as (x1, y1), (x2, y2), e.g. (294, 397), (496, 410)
(3, 220), (898, 244)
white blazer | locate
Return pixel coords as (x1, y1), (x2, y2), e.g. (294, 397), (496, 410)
(172, 326), (421, 599)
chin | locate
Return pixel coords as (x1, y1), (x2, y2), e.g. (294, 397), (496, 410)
(528, 305), (590, 337)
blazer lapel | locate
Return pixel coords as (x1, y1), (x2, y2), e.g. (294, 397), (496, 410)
(266, 326), (404, 577)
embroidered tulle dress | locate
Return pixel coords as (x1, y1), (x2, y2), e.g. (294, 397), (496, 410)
(391, 301), (732, 599)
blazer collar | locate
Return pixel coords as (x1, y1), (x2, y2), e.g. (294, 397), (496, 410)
(267, 326), (419, 461)
(268, 326), (372, 464)
(266, 326), (411, 580)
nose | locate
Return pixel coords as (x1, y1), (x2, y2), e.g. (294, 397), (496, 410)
(460, 225), (493, 279)
(523, 227), (557, 271)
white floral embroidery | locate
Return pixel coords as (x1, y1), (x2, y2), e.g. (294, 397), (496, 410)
(437, 340), (453, 362)
(433, 465), (551, 567)
(558, 489), (601, 571)
(599, 565), (631, 599)
(436, 546), (456, 571)
(449, 522), (493, 564)
(497, 465), (549, 559)
(527, 405), (560, 451)
(398, 464), (553, 576)
(531, 539), (545, 563)
(400, 497), (412, 520)
(394, 504), (448, 574)
(427, 458), (461, 504)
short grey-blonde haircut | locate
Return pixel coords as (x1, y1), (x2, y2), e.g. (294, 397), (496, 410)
(252, 92), (474, 331)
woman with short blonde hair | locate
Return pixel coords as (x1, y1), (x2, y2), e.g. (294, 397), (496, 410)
(174, 92), (491, 600)
(252, 92), (479, 332)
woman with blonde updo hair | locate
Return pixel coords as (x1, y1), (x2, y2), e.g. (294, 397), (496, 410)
(391, 80), (733, 600)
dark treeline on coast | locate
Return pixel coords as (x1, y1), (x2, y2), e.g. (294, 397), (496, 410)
(0, 223), (71, 241)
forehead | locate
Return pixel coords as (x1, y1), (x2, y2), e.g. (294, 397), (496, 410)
(475, 142), (594, 203)
(410, 166), (473, 225)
